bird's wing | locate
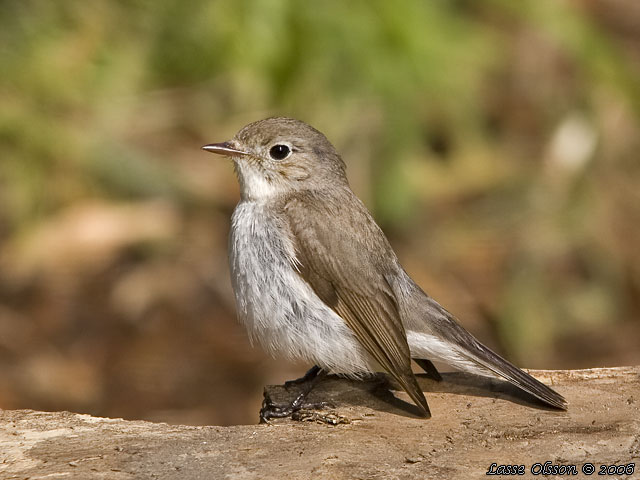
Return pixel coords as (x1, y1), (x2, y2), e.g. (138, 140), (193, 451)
(283, 191), (430, 417)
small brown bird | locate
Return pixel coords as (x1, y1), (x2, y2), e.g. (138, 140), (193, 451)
(203, 117), (567, 419)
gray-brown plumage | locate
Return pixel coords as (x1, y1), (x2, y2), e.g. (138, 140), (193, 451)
(202, 117), (567, 418)
(285, 188), (430, 415)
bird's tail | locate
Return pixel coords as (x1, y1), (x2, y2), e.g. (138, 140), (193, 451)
(450, 329), (567, 410)
(408, 303), (567, 410)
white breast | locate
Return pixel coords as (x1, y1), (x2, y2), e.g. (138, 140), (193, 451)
(229, 201), (374, 376)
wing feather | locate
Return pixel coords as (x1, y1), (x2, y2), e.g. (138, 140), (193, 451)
(283, 190), (430, 416)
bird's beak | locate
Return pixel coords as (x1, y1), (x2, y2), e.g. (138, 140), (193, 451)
(201, 142), (249, 157)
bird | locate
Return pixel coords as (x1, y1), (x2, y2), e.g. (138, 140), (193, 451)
(202, 117), (567, 420)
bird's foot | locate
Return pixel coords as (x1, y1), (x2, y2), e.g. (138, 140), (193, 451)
(284, 365), (322, 388)
(260, 367), (342, 424)
(292, 409), (350, 425)
(259, 390), (335, 423)
(414, 359), (443, 382)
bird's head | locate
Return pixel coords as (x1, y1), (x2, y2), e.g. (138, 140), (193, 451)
(202, 117), (347, 201)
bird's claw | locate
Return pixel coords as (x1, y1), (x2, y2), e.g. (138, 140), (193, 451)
(291, 409), (350, 425)
(259, 391), (336, 423)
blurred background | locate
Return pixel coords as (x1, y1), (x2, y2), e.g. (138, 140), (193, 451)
(1, 0), (639, 426)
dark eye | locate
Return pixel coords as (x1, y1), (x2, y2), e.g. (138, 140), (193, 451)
(269, 144), (291, 160)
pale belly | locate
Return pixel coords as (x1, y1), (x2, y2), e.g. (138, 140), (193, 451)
(228, 201), (374, 375)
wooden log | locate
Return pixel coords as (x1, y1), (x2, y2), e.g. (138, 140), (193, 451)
(1, 366), (638, 479)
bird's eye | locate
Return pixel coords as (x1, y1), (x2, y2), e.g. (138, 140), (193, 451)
(269, 144), (291, 160)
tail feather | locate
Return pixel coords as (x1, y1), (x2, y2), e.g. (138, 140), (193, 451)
(392, 274), (568, 410)
(424, 305), (567, 409)
(455, 338), (567, 410)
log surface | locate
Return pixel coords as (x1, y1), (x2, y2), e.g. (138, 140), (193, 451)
(1, 366), (639, 479)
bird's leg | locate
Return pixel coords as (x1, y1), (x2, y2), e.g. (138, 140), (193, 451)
(414, 359), (443, 382)
(284, 365), (322, 388)
(260, 368), (333, 423)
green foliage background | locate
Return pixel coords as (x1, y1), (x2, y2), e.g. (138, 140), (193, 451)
(1, 0), (639, 424)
